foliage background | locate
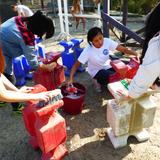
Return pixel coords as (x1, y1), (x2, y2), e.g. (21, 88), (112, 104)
(111, 0), (160, 14)
(13, 0), (160, 15)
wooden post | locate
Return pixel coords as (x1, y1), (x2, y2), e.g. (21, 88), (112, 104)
(51, 0), (54, 12)
(40, 0), (44, 10)
(121, 0), (128, 43)
(30, 0), (34, 5)
(103, 0), (110, 37)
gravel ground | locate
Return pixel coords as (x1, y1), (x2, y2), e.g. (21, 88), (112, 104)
(1, 17), (159, 160)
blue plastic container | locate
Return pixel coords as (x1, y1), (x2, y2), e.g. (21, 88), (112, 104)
(61, 52), (75, 76)
(59, 39), (85, 76)
(35, 37), (43, 44)
(21, 55), (33, 80)
(59, 41), (75, 76)
(71, 38), (85, 72)
(59, 41), (73, 54)
(13, 56), (26, 86)
(13, 55), (32, 86)
(71, 38), (83, 48)
(38, 44), (46, 58)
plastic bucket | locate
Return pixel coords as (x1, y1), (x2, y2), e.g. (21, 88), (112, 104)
(61, 83), (86, 115)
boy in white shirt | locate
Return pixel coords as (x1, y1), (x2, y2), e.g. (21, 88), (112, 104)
(11, 4), (33, 17)
(69, 27), (137, 92)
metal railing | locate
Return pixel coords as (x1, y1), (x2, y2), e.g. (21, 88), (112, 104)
(101, 11), (144, 46)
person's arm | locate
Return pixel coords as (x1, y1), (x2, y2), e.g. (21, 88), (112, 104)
(2, 74), (34, 92)
(1, 74), (19, 91)
(38, 62), (57, 71)
(116, 44), (138, 56)
(128, 39), (160, 98)
(22, 43), (56, 72)
(70, 6), (76, 18)
(117, 37), (160, 99)
(128, 61), (159, 98)
(0, 76), (61, 102)
(69, 60), (81, 83)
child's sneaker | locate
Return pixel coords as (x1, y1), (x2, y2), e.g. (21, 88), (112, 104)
(12, 103), (24, 114)
(92, 79), (102, 93)
(0, 101), (6, 108)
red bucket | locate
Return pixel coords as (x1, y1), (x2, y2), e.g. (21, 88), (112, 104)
(61, 83), (86, 115)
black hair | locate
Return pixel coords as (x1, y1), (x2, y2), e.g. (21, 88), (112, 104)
(87, 27), (103, 45)
(23, 10), (55, 39)
(141, 3), (160, 63)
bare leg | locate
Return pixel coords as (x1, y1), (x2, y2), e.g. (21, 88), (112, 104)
(76, 17), (80, 29)
(81, 17), (86, 31)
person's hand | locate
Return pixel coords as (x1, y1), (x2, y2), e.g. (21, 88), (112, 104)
(136, 52), (141, 61)
(49, 62), (57, 68)
(116, 89), (131, 100)
(48, 89), (61, 97)
(68, 78), (73, 85)
(41, 62), (57, 72)
(151, 84), (160, 90)
(125, 78), (132, 84)
(33, 89), (61, 102)
(19, 86), (34, 93)
(47, 62), (57, 71)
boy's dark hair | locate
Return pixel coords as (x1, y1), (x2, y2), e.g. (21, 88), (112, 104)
(11, 5), (16, 9)
(11, 3), (19, 9)
(23, 10), (55, 39)
(87, 27), (103, 45)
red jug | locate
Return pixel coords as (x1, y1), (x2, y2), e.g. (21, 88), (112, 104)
(41, 144), (68, 160)
(126, 57), (139, 79)
(22, 84), (47, 148)
(23, 84), (68, 159)
(34, 52), (65, 91)
(109, 57), (140, 83)
(34, 101), (67, 159)
(110, 60), (128, 79)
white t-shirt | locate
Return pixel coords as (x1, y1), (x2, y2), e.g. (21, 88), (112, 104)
(128, 34), (160, 98)
(17, 5), (33, 17)
(78, 38), (118, 77)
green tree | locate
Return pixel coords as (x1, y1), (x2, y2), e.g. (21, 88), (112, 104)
(111, 0), (160, 14)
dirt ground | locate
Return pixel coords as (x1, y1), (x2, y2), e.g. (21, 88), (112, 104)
(1, 17), (160, 160)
